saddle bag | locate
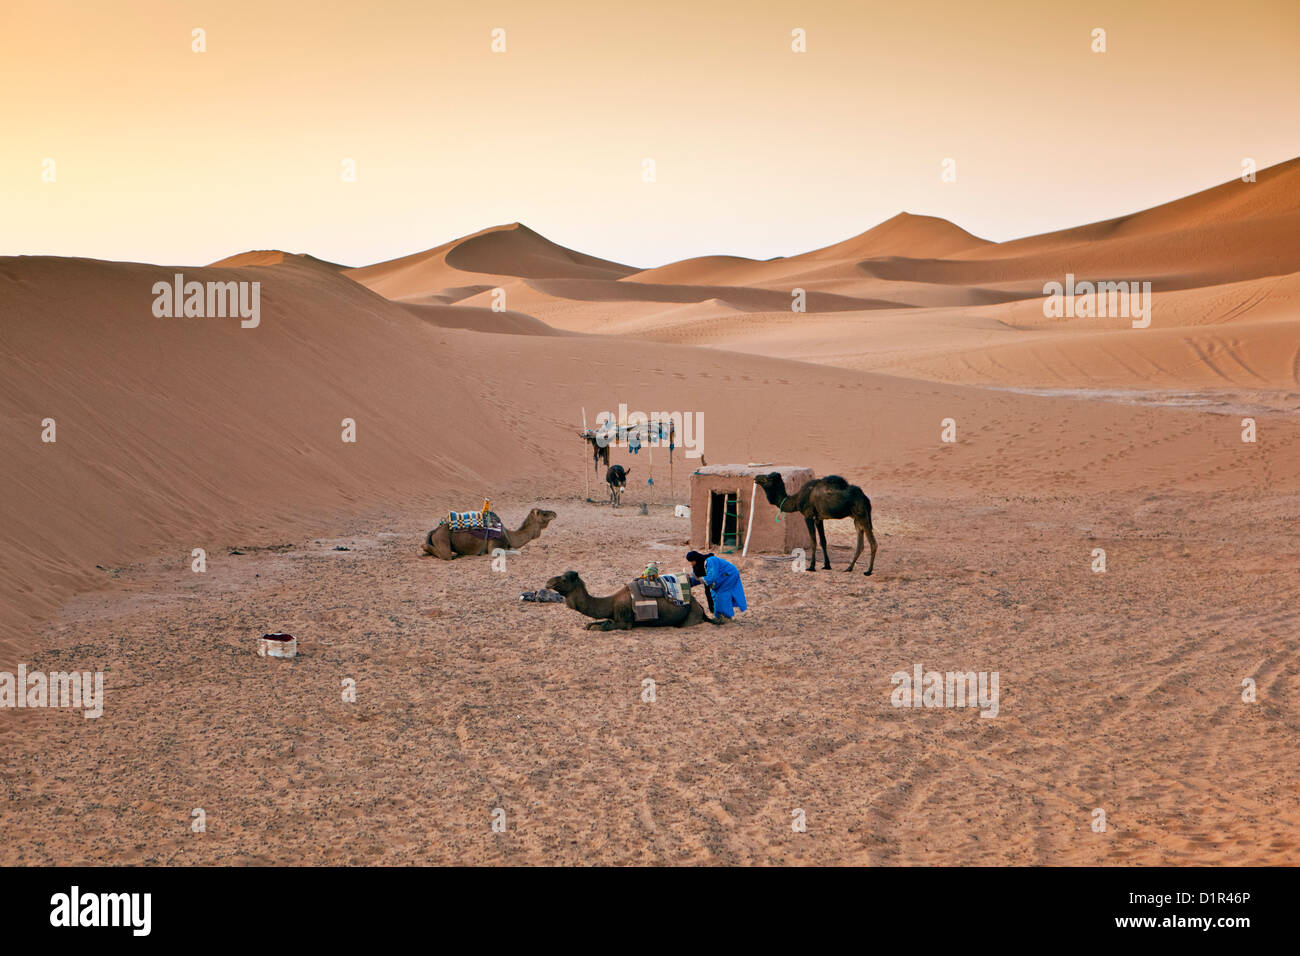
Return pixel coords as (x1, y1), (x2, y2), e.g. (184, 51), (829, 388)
(630, 578), (667, 600)
(634, 600), (659, 622)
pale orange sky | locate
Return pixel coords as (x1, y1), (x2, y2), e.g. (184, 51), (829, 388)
(2, 0), (1298, 268)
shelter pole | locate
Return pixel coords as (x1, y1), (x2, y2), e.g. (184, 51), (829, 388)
(669, 420), (675, 500)
(704, 492), (712, 553)
(581, 407), (590, 501)
(742, 481), (758, 557)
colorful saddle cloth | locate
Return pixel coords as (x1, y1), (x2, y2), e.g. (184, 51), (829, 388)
(661, 573), (689, 606)
(442, 510), (505, 539)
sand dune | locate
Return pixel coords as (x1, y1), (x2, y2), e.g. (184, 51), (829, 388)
(336, 160), (1300, 396)
(835, 161), (1300, 292)
(0, 255), (512, 651)
(623, 213), (989, 287)
(617, 272), (1300, 392)
(7, 241), (1296, 654)
(345, 222), (637, 302)
(398, 301), (569, 336)
(209, 250), (348, 271)
(797, 211), (992, 261)
(523, 277), (907, 313)
(844, 215), (1300, 291)
(969, 156), (1300, 257)
(7, 160), (1296, 650)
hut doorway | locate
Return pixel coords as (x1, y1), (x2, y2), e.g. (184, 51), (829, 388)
(708, 490), (742, 550)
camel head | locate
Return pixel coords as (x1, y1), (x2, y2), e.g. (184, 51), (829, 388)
(754, 471), (788, 505)
(528, 508), (558, 529)
(545, 570), (583, 595)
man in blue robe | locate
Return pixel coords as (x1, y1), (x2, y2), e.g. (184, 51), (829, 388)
(686, 551), (747, 621)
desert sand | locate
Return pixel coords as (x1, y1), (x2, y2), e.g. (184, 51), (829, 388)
(1, 160), (1297, 865)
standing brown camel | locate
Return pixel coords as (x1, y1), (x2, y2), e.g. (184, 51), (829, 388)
(754, 472), (877, 575)
(545, 571), (717, 629)
(422, 508), (556, 559)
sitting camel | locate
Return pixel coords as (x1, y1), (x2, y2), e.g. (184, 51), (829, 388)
(545, 571), (717, 629)
(422, 508), (556, 560)
(754, 472), (877, 575)
(606, 464), (630, 507)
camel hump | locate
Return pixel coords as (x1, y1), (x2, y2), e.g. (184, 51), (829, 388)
(822, 475), (849, 489)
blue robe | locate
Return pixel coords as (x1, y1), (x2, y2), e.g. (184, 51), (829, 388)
(703, 555), (747, 618)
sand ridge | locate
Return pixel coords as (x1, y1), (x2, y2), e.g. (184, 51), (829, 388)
(320, 159), (1300, 393)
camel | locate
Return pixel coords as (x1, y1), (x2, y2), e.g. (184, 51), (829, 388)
(545, 571), (717, 629)
(754, 472), (878, 575)
(606, 464), (630, 507)
(422, 508), (556, 559)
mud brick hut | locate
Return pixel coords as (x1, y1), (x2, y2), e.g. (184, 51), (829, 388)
(689, 464), (814, 554)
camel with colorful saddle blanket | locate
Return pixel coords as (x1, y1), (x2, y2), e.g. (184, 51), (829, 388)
(422, 502), (556, 560)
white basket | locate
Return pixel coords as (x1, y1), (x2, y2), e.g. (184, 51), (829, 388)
(257, 633), (297, 659)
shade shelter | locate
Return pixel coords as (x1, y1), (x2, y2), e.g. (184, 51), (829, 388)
(689, 464), (814, 554)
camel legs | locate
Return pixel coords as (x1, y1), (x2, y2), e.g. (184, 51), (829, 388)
(845, 528), (864, 572)
(816, 520), (831, 569)
(804, 516), (819, 571)
(423, 526), (456, 560)
(847, 514), (878, 576)
(683, 601), (719, 627)
(585, 619), (632, 631)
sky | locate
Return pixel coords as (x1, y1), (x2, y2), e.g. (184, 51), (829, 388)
(2, 0), (1298, 269)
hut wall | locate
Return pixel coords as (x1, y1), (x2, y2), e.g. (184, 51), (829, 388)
(688, 466), (814, 554)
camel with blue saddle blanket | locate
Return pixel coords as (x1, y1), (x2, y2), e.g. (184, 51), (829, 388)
(422, 507), (556, 559)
